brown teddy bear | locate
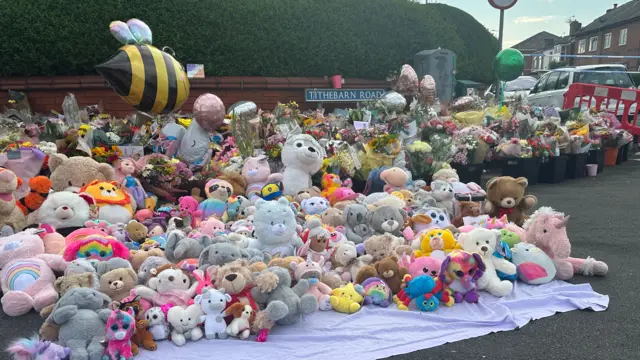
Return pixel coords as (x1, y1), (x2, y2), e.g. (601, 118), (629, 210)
(483, 176), (537, 226)
(355, 256), (408, 294)
(39, 272), (99, 341)
(126, 220), (148, 244)
(363, 234), (405, 262)
(129, 246), (165, 271)
(99, 267), (138, 302)
(320, 207), (344, 227)
(210, 259), (259, 324)
(451, 201), (482, 227)
(48, 153), (115, 192)
(219, 172), (248, 197)
(267, 256), (305, 280)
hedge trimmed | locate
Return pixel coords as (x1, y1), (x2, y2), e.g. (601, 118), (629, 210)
(1, 0), (498, 83)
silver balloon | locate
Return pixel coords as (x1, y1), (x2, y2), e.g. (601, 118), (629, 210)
(227, 101), (258, 121)
(379, 91), (407, 112)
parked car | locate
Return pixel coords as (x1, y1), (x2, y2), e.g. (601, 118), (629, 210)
(524, 64), (637, 116)
(485, 76), (537, 103)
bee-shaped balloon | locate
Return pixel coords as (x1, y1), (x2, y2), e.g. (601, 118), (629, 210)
(97, 19), (190, 115)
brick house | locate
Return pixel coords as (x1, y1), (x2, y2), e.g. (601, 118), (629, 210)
(569, 1), (640, 70)
(512, 31), (564, 75)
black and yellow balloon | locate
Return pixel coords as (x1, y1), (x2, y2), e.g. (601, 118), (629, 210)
(97, 20), (190, 114)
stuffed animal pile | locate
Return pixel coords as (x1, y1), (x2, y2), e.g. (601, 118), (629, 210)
(1, 148), (609, 360)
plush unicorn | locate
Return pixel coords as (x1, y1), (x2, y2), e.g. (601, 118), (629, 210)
(6, 335), (70, 360)
(522, 207), (608, 280)
(103, 309), (136, 360)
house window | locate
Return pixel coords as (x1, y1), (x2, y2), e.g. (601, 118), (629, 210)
(589, 36), (598, 51)
(620, 28), (628, 46)
(604, 33), (612, 49)
(578, 39), (586, 54)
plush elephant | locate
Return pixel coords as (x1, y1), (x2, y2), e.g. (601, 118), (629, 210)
(52, 288), (112, 360)
(199, 242), (272, 272)
(164, 229), (213, 263)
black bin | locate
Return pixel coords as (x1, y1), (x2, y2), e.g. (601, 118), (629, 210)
(501, 157), (540, 185)
(539, 155), (568, 183)
(451, 162), (485, 184)
(587, 149), (604, 173)
(565, 153), (588, 179)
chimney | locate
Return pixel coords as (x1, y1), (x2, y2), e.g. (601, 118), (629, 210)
(569, 20), (582, 35)
(614, 3), (618, 8)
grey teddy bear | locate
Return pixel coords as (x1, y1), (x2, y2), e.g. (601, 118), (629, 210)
(342, 204), (373, 244)
(199, 242), (271, 272)
(52, 288), (112, 360)
(94, 257), (132, 277)
(137, 256), (171, 285)
(164, 229), (213, 263)
(367, 205), (407, 237)
(251, 266), (317, 326)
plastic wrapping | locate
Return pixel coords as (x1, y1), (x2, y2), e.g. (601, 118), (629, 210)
(394, 64), (419, 94)
(379, 91), (407, 113)
(62, 93), (81, 128)
(227, 101), (258, 121)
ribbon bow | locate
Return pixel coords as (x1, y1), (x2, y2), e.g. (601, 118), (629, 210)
(498, 207), (515, 218)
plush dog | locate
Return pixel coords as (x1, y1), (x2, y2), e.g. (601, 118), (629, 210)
(281, 134), (325, 196)
(225, 303), (253, 339)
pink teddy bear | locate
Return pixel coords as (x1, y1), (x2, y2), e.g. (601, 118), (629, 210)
(290, 258), (332, 311)
(178, 196), (202, 228)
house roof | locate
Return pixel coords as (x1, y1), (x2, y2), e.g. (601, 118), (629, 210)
(512, 31), (563, 51)
(577, 0), (640, 34)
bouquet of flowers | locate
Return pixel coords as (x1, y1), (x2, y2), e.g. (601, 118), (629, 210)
(140, 155), (193, 193)
(91, 145), (122, 164)
(264, 134), (286, 162)
(367, 133), (401, 156)
(406, 140), (433, 179)
(420, 118), (456, 140)
(501, 116), (520, 139)
(425, 133), (454, 174)
(528, 138), (553, 160)
(451, 134), (479, 166)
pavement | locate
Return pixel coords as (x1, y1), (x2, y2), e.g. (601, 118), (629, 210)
(1, 158), (639, 360)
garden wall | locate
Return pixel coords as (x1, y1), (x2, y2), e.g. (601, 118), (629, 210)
(0, 76), (388, 117)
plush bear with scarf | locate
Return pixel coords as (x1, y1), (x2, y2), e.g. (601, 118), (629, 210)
(484, 176), (537, 226)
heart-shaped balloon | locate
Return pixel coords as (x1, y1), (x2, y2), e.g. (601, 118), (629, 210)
(394, 64), (419, 94)
(493, 48), (524, 82)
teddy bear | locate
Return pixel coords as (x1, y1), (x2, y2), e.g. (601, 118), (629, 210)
(0, 229), (68, 316)
(125, 220), (148, 245)
(133, 264), (197, 307)
(65, 258), (97, 276)
(451, 201), (482, 227)
(145, 306), (170, 341)
(432, 167), (485, 195)
(342, 204), (372, 244)
(80, 181), (136, 225)
(510, 242), (557, 285)
(300, 196), (329, 216)
(164, 229), (213, 263)
(225, 303), (253, 339)
(459, 228), (516, 297)
(281, 134), (325, 196)
(51, 288), (112, 360)
(39, 272), (100, 341)
(167, 304), (204, 346)
(430, 180), (455, 216)
(249, 197), (303, 258)
(99, 267), (138, 302)
(136, 256), (170, 285)
(398, 252), (443, 279)
(379, 167), (409, 193)
(36, 191), (95, 237)
(290, 258), (332, 311)
(367, 205), (407, 238)
(242, 155), (283, 201)
(194, 288), (232, 339)
(176, 196), (202, 228)
(408, 206), (456, 248)
(129, 246), (165, 272)
(484, 176), (537, 226)
(251, 266), (318, 326)
(320, 207), (344, 227)
(198, 178), (234, 220)
(355, 256), (407, 294)
(0, 168), (26, 231)
(62, 234), (130, 264)
(48, 154), (115, 192)
(209, 259), (259, 324)
(223, 195), (248, 223)
(332, 243), (374, 282)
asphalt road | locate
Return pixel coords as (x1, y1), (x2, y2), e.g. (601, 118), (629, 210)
(1, 158), (638, 360)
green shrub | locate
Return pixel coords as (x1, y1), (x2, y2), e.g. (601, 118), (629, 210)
(0, 0), (497, 83)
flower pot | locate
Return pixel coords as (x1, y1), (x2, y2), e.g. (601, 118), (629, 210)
(538, 155), (568, 184)
(587, 149), (604, 173)
(331, 74), (342, 89)
(501, 157), (540, 185)
(565, 153), (588, 179)
(622, 143), (630, 161)
(604, 147), (618, 166)
(586, 164), (598, 176)
(451, 162), (485, 184)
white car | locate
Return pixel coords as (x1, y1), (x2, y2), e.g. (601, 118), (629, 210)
(524, 64), (637, 116)
(485, 76), (537, 103)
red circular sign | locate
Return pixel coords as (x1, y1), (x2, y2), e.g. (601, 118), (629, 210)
(488, 0), (518, 10)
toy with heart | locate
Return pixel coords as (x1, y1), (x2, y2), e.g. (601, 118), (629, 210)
(62, 234), (130, 263)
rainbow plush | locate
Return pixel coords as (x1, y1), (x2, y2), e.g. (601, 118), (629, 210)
(5, 261), (41, 291)
(361, 277), (392, 307)
(6, 334), (70, 360)
(63, 235), (129, 262)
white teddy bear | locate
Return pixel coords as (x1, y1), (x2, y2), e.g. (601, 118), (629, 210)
(194, 288), (232, 339)
(134, 266), (198, 307)
(145, 306), (170, 340)
(459, 228), (516, 297)
(167, 304), (204, 346)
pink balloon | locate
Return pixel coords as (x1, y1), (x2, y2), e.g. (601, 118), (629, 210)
(193, 93), (225, 132)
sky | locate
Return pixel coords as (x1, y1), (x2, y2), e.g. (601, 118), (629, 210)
(419, 0), (620, 48)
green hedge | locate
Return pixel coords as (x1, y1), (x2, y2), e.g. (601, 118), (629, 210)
(1, 0), (498, 83)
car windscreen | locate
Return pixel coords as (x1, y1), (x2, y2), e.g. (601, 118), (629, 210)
(573, 67), (634, 88)
(504, 77), (537, 91)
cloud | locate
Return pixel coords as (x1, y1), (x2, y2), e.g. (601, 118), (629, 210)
(504, 39), (521, 47)
(513, 16), (555, 24)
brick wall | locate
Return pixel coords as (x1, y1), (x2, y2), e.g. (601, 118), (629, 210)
(573, 20), (640, 70)
(0, 76), (389, 117)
